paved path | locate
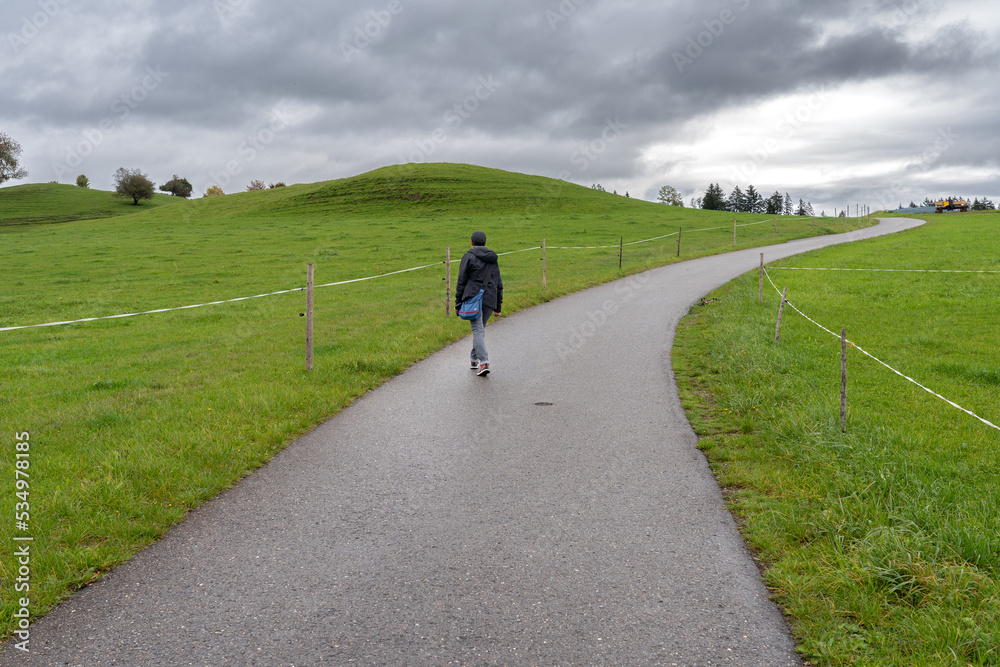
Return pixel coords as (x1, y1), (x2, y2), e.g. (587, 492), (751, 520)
(3, 219), (924, 666)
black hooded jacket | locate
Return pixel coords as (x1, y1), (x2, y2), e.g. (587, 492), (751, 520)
(455, 246), (503, 312)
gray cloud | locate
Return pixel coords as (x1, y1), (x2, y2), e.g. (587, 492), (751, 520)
(1, 0), (997, 209)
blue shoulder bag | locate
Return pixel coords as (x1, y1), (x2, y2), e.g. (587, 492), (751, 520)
(458, 289), (485, 320)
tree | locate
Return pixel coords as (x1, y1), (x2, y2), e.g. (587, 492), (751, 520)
(765, 191), (783, 215)
(745, 185), (764, 214)
(783, 192), (793, 216)
(246, 179), (266, 192)
(113, 167), (155, 205)
(727, 186), (745, 213)
(657, 185), (684, 207)
(76, 174), (90, 189)
(796, 198), (809, 216)
(268, 182), (287, 189)
(160, 175), (193, 198)
(205, 185), (225, 197)
(701, 183), (727, 210)
(0, 132), (29, 184)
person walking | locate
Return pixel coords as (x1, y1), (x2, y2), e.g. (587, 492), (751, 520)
(455, 231), (503, 376)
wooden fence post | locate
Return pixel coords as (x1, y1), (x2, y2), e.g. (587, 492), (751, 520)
(619, 236), (623, 271)
(306, 264), (314, 371)
(841, 329), (848, 433)
(774, 286), (788, 343)
(758, 253), (764, 304)
(677, 227), (682, 257)
(733, 218), (737, 246)
(445, 247), (451, 317)
(542, 238), (547, 289)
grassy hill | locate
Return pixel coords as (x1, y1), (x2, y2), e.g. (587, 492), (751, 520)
(0, 182), (184, 229)
(0, 163), (871, 640)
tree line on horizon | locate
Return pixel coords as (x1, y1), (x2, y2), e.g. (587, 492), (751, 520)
(659, 183), (822, 216)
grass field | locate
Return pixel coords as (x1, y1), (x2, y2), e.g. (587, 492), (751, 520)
(0, 163), (874, 639)
(0, 183), (182, 229)
(673, 211), (1000, 665)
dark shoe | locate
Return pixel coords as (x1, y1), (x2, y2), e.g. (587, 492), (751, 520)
(471, 359), (479, 370)
(477, 362), (490, 377)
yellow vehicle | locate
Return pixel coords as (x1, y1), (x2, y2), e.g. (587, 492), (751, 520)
(935, 198), (968, 213)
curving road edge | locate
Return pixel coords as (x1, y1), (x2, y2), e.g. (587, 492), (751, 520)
(2, 218), (925, 666)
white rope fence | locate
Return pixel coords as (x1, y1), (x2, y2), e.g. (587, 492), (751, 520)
(767, 267), (1000, 274)
(546, 218), (773, 250)
(763, 268), (1000, 433)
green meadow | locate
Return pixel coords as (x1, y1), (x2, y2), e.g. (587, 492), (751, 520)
(0, 163), (870, 639)
(0, 183), (181, 229)
(674, 211), (1000, 665)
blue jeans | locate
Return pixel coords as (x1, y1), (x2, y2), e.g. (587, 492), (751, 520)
(470, 307), (494, 364)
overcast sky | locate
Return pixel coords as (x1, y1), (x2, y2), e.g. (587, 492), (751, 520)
(2, 0), (998, 213)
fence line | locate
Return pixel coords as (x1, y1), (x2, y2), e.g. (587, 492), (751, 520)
(0, 217), (840, 334)
(546, 218), (775, 250)
(767, 267), (1000, 274)
(763, 268), (1000, 433)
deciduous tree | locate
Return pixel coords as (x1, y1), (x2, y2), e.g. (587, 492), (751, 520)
(76, 174), (90, 189)
(657, 185), (684, 207)
(0, 132), (28, 184)
(160, 175), (193, 198)
(113, 167), (155, 205)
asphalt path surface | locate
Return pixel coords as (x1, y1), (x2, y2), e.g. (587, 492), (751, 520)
(3, 218), (924, 666)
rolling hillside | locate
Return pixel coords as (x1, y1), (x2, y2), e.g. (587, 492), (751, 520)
(0, 182), (184, 228)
